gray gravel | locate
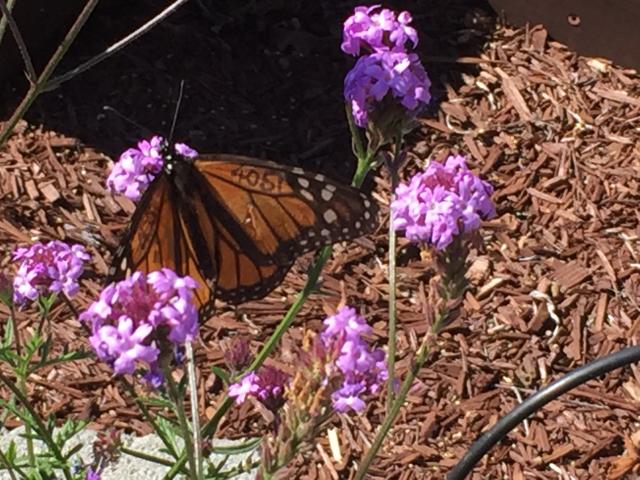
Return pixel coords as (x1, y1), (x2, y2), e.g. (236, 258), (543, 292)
(0, 427), (258, 479)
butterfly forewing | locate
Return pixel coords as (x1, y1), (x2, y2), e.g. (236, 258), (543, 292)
(194, 154), (378, 263)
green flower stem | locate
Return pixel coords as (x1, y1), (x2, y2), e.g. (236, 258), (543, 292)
(247, 246), (332, 372)
(0, 0), (192, 147)
(0, 0), (99, 147)
(0, 0), (35, 81)
(385, 135), (403, 413)
(354, 316), (444, 480)
(9, 304), (20, 356)
(0, 0), (16, 48)
(120, 446), (177, 468)
(185, 342), (203, 480)
(0, 371), (72, 480)
(165, 371), (197, 479)
(386, 173), (398, 412)
(17, 376), (34, 468)
(46, 0), (189, 90)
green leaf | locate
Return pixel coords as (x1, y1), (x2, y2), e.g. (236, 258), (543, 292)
(0, 347), (19, 367)
(0, 286), (12, 309)
(2, 318), (13, 349)
(28, 349), (91, 375)
(139, 395), (175, 411)
(153, 416), (181, 454)
(211, 366), (230, 385)
(209, 438), (260, 455)
(38, 336), (52, 364)
(37, 293), (57, 318)
(61, 442), (83, 461)
(19, 333), (45, 374)
(54, 418), (87, 449)
(5, 440), (17, 463)
(0, 399), (40, 433)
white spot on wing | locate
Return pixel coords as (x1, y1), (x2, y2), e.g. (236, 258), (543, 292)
(321, 188), (333, 201)
(298, 178), (310, 188)
(323, 209), (337, 223)
(300, 189), (314, 201)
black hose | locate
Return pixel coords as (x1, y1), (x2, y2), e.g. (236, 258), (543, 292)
(447, 345), (640, 480)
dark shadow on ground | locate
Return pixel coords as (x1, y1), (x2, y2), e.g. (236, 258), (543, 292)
(1, 0), (495, 179)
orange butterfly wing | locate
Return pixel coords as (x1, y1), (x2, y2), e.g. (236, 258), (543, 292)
(109, 154), (378, 314)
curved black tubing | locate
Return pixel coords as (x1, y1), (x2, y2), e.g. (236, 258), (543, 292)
(447, 345), (640, 480)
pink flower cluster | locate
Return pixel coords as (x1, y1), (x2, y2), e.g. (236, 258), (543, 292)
(392, 155), (496, 250)
(320, 306), (387, 413)
(106, 136), (197, 202)
(344, 51), (431, 128)
(341, 5), (418, 56)
(12, 240), (90, 305)
(342, 5), (431, 127)
(80, 269), (199, 386)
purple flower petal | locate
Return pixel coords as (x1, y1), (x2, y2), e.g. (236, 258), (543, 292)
(228, 372), (260, 404)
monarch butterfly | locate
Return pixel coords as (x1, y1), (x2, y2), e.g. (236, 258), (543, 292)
(108, 141), (378, 317)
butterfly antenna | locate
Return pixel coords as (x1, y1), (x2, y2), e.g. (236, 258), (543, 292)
(102, 106), (152, 135)
(168, 80), (186, 145)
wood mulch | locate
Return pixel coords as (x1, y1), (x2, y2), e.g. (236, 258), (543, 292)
(1, 1), (640, 478)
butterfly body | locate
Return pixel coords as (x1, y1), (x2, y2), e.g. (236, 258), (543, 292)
(109, 144), (378, 315)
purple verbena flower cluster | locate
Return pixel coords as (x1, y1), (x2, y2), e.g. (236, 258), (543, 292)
(229, 365), (289, 413)
(106, 136), (198, 202)
(12, 240), (90, 305)
(341, 5), (418, 56)
(344, 51), (431, 128)
(229, 307), (384, 415)
(321, 306), (387, 413)
(392, 155), (496, 250)
(80, 269), (199, 384)
(342, 5), (431, 127)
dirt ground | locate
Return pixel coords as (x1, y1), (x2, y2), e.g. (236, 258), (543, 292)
(1, 1), (640, 479)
